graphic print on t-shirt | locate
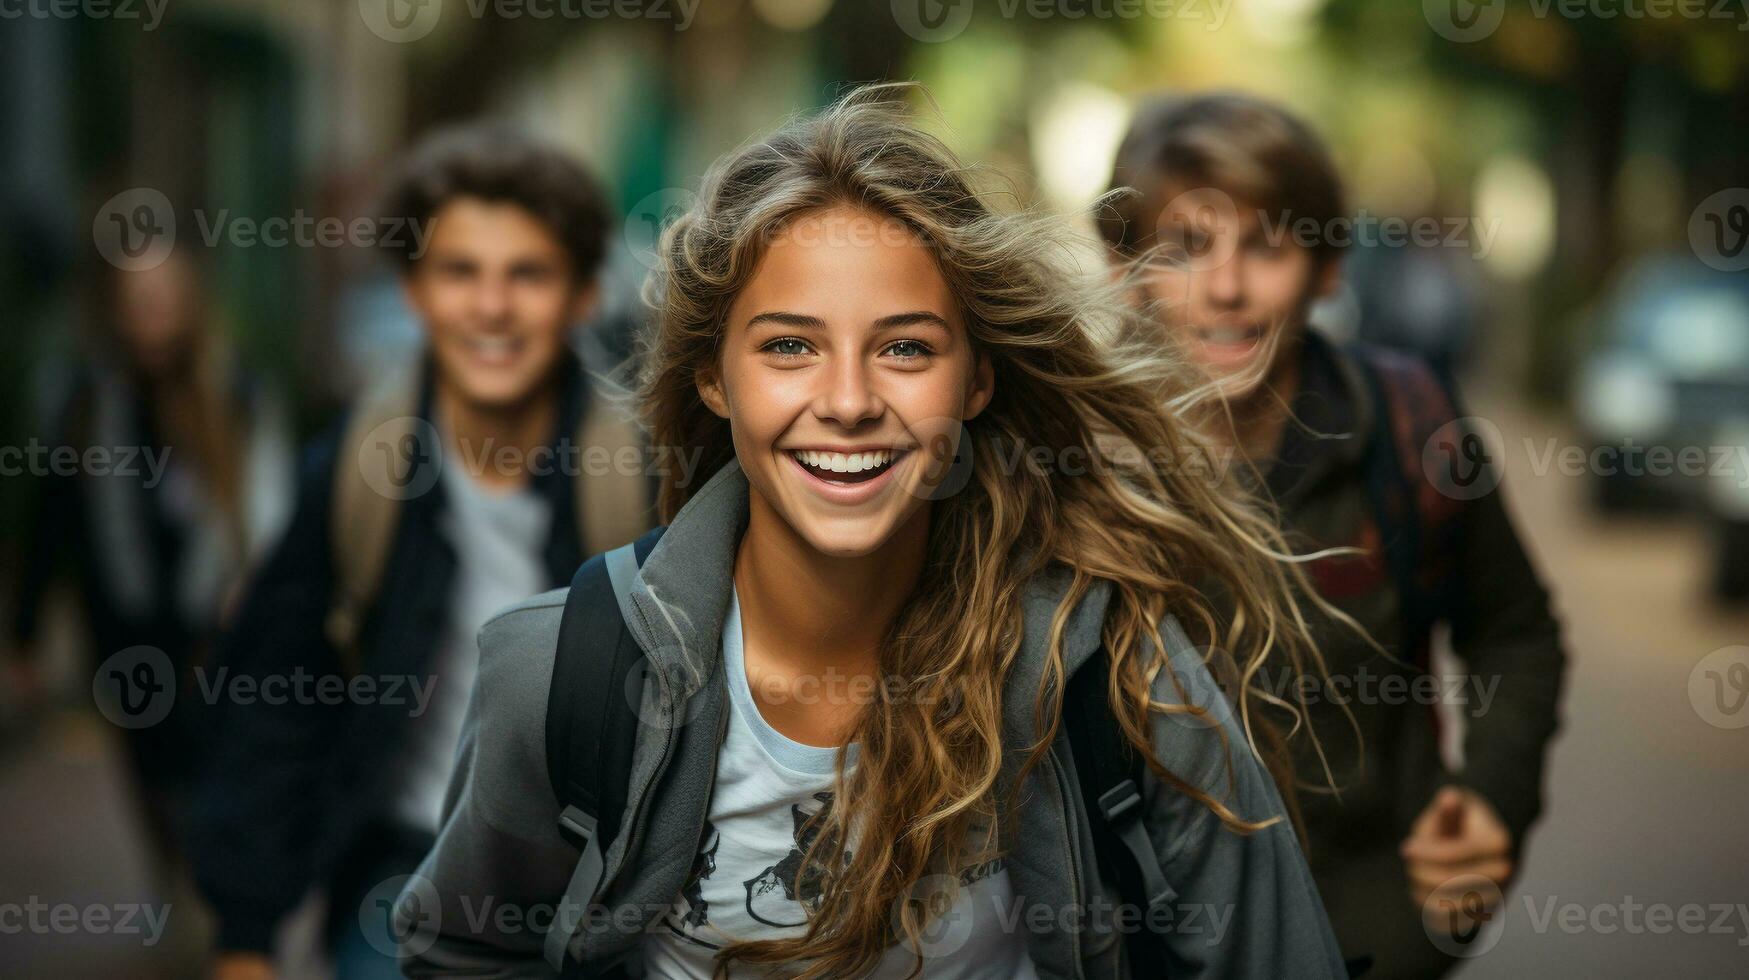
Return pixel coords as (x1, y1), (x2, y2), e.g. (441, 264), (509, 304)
(665, 791), (845, 945)
(677, 819), (720, 930)
(661, 789), (1012, 953)
(746, 791), (838, 927)
(641, 586), (1039, 978)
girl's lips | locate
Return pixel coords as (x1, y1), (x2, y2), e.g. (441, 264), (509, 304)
(1190, 325), (1263, 369)
(785, 449), (908, 505)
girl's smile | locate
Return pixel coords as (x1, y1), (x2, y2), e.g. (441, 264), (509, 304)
(783, 446), (914, 505)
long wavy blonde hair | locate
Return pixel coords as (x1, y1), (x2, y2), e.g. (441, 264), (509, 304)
(638, 84), (1346, 979)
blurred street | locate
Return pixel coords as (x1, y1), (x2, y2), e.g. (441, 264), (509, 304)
(1449, 389), (1749, 977)
(5, 385), (1747, 976)
(3, 2), (1747, 976)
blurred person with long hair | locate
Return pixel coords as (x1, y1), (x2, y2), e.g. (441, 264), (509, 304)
(1100, 91), (1568, 978)
(401, 87), (1351, 979)
(9, 244), (294, 873)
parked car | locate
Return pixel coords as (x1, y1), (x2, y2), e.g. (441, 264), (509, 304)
(1572, 254), (1749, 599)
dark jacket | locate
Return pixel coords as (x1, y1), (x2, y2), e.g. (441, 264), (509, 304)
(1261, 329), (1567, 977)
(188, 357), (592, 953)
(13, 368), (276, 807)
(12, 367), (265, 668)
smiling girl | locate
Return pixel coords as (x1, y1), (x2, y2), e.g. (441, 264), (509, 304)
(401, 88), (1349, 980)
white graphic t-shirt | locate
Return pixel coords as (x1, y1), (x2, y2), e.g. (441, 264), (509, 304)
(640, 588), (1039, 979)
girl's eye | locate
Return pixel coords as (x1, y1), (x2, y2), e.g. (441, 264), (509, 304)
(884, 339), (932, 359)
(763, 337), (812, 358)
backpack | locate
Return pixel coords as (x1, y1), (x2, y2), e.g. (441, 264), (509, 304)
(539, 528), (1177, 977)
(322, 359), (652, 673)
(1320, 346), (1470, 980)
(1350, 344), (1470, 666)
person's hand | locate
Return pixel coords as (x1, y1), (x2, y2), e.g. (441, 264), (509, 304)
(1401, 786), (1513, 934)
(210, 952), (274, 980)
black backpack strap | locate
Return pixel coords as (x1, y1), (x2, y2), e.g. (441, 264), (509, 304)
(1356, 357), (1422, 655)
(542, 526), (666, 973)
(1063, 646), (1175, 977)
(1352, 345), (1467, 662)
(1067, 646), (1373, 979)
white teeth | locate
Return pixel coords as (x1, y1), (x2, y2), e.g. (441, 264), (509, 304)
(793, 449), (895, 474)
(1201, 327), (1257, 344)
(470, 336), (518, 355)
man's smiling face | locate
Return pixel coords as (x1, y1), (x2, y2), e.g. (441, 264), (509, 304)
(1139, 191), (1338, 402)
(402, 196), (596, 411)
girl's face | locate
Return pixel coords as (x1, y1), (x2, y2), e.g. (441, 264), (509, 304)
(115, 253), (201, 378)
(698, 205), (994, 558)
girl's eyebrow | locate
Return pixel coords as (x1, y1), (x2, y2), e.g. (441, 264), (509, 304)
(745, 310), (825, 329)
(872, 311), (951, 330)
(745, 310), (952, 331)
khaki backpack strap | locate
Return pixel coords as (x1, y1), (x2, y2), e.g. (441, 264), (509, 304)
(575, 382), (655, 557)
(326, 365), (424, 673)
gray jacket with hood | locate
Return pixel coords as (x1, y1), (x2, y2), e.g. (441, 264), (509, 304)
(398, 459), (1348, 979)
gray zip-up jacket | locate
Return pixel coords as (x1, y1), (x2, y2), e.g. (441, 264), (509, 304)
(398, 459), (1347, 979)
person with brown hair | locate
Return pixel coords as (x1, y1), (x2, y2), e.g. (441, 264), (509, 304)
(189, 124), (652, 980)
(400, 86), (1350, 979)
(1100, 90), (1568, 978)
(11, 245), (294, 879)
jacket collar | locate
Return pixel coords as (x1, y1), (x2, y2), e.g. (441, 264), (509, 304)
(619, 458), (747, 700)
(621, 457), (1111, 733)
(410, 348), (589, 582)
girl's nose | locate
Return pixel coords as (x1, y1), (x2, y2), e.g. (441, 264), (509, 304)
(815, 357), (884, 428)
